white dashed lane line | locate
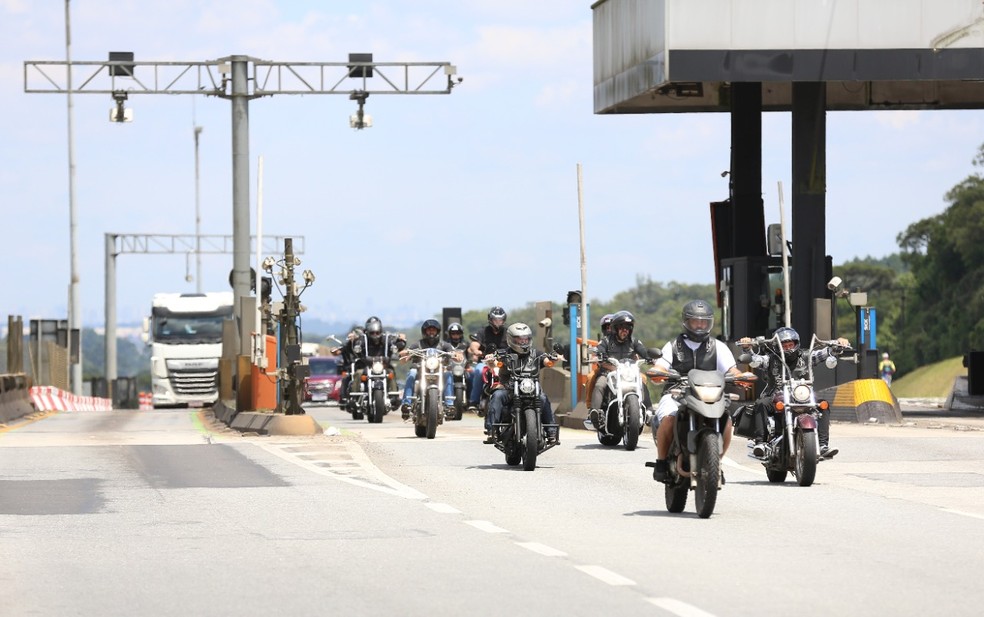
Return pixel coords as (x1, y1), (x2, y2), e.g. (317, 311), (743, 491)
(574, 565), (636, 586)
(647, 597), (719, 617)
(425, 502), (462, 514)
(515, 542), (567, 557)
(465, 520), (509, 534)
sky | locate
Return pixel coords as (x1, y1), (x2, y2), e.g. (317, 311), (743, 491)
(2, 1), (982, 330)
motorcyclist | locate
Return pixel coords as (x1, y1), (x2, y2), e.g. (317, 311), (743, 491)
(331, 326), (362, 408)
(467, 306), (509, 409)
(444, 322), (471, 406)
(589, 311), (654, 429)
(651, 299), (744, 482)
(738, 326), (847, 459)
(338, 316), (407, 411)
(484, 322), (560, 445)
(399, 319), (458, 420)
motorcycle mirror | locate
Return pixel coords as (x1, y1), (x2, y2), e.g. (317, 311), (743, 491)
(825, 355), (838, 369)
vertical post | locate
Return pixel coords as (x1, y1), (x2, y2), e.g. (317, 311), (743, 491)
(65, 0), (81, 394)
(104, 233), (117, 383)
(576, 164), (589, 368)
(568, 303), (579, 407)
(255, 155), (264, 366)
(194, 125), (203, 293)
(230, 56), (251, 323)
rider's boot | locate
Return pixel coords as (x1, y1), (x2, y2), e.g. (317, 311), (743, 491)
(652, 458), (669, 483)
(546, 427), (560, 445)
(401, 401), (411, 420)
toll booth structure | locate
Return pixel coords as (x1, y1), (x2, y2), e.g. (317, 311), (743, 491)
(592, 0), (984, 373)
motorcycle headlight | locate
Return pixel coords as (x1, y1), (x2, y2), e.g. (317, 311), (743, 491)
(452, 364), (464, 377)
(519, 378), (536, 395)
(371, 360), (384, 374)
(693, 384), (723, 404)
(425, 356), (440, 371)
(792, 384), (813, 403)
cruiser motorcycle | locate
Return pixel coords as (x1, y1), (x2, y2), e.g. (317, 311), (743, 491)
(586, 357), (650, 450)
(646, 367), (755, 518)
(488, 351), (559, 471)
(404, 347), (458, 438)
(734, 334), (854, 486)
(348, 333), (401, 424)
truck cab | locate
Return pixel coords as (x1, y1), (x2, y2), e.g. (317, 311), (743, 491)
(142, 292), (234, 409)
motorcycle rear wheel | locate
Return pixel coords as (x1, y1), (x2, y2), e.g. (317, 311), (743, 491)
(665, 480), (688, 513)
(794, 430), (818, 487)
(522, 408), (539, 471)
(694, 432), (721, 519)
(623, 396), (641, 451)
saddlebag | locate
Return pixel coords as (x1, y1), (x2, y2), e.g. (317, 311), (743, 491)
(732, 405), (758, 439)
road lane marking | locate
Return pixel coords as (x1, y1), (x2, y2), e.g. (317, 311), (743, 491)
(516, 542), (566, 557)
(647, 597), (718, 617)
(465, 520), (508, 534)
(940, 508), (984, 520)
(257, 441), (427, 500)
(575, 565), (635, 586)
(425, 502), (461, 514)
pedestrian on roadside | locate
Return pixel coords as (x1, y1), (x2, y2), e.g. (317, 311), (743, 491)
(879, 352), (896, 386)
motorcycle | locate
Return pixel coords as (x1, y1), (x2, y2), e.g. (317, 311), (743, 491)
(347, 333), (401, 424)
(404, 347), (458, 438)
(585, 356), (651, 450)
(734, 334), (854, 487)
(487, 350), (559, 471)
(646, 367), (755, 518)
(447, 352), (470, 421)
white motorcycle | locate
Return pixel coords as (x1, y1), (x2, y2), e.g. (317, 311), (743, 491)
(585, 357), (651, 450)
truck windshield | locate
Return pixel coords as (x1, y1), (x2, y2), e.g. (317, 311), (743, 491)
(154, 315), (226, 344)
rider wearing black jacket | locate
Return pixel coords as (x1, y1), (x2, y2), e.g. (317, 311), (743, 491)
(467, 306), (509, 408)
(738, 326), (846, 459)
(590, 311), (654, 427)
(399, 319), (457, 419)
(338, 316), (406, 409)
(484, 322), (559, 445)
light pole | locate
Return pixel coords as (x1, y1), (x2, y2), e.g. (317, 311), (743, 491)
(64, 0), (82, 394)
(194, 125), (203, 293)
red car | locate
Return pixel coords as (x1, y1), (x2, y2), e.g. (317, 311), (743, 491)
(304, 356), (344, 404)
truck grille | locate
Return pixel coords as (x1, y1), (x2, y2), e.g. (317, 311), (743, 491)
(168, 369), (219, 395)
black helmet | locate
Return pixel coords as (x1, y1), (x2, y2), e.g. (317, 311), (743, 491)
(682, 300), (714, 342)
(610, 311), (635, 341)
(600, 313), (614, 335)
(365, 316), (383, 342)
(420, 319), (441, 346)
(506, 322), (533, 354)
(488, 306), (507, 331)
(775, 326), (800, 360)
(447, 322), (464, 343)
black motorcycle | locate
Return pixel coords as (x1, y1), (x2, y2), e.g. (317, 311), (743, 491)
(347, 333), (401, 424)
(488, 351), (559, 471)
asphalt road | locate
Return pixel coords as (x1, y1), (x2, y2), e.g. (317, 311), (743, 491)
(1, 403), (982, 617)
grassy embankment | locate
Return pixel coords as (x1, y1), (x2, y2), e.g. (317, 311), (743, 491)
(890, 356), (965, 398)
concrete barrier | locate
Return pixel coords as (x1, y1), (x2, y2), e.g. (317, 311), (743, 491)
(29, 386), (112, 413)
(1, 373), (35, 424)
(821, 378), (902, 424)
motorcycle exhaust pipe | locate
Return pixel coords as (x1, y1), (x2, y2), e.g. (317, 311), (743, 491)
(676, 453), (691, 478)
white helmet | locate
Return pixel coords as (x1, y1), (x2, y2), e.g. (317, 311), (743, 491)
(506, 322), (533, 354)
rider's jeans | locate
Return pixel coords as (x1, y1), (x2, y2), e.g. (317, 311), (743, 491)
(487, 390), (556, 433)
(469, 362), (486, 404)
(444, 371), (471, 404)
(402, 368), (419, 405)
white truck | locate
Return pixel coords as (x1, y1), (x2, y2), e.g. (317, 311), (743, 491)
(142, 292), (234, 409)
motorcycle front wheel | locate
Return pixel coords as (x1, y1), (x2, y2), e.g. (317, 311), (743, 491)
(794, 430), (818, 487)
(522, 408), (539, 471)
(452, 388), (465, 421)
(694, 432), (721, 519)
(623, 396), (641, 451)
(370, 389), (386, 424)
(665, 479), (688, 513)
(425, 391), (439, 439)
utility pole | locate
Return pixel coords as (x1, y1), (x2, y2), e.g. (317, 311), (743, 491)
(26, 54), (462, 395)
